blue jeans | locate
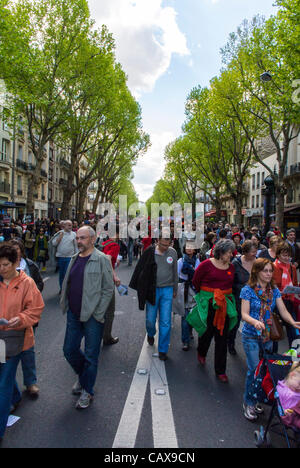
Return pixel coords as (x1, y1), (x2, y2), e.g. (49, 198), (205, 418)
(21, 346), (37, 387)
(242, 334), (273, 406)
(0, 355), (22, 438)
(21, 328), (37, 387)
(63, 310), (104, 395)
(182, 308), (193, 344)
(146, 286), (173, 353)
(58, 257), (72, 290)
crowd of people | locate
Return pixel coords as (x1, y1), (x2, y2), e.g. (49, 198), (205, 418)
(0, 215), (300, 444)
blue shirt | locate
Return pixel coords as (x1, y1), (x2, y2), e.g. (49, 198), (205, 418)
(240, 285), (281, 337)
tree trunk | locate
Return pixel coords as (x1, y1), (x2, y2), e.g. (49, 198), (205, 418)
(77, 182), (89, 224)
(92, 187), (102, 214)
(234, 193), (243, 226)
(26, 157), (43, 217)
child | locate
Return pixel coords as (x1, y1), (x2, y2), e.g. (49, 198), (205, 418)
(277, 363), (300, 430)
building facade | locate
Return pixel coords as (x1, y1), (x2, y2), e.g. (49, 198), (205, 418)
(0, 106), (87, 222)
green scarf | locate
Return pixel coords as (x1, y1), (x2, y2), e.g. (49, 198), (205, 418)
(186, 289), (237, 337)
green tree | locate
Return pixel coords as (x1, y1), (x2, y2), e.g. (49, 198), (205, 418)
(0, 0), (94, 215)
(221, 11), (300, 230)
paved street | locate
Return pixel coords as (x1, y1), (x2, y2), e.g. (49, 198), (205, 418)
(1, 260), (291, 449)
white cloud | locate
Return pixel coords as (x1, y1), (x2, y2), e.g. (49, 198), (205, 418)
(133, 131), (175, 202)
(88, 0), (190, 96)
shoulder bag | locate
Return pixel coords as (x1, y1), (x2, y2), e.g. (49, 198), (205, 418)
(270, 312), (285, 342)
(0, 329), (25, 360)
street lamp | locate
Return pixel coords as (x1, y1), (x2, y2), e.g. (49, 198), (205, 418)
(262, 175), (275, 236)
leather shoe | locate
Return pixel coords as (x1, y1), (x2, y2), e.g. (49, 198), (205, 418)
(27, 384), (40, 397)
(216, 374), (229, 383)
(159, 352), (168, 361)
(103, 337), (119, 345)
(147, 335), (154, 346)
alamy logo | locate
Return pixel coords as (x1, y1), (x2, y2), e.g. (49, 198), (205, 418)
(96, 196), (205, 249)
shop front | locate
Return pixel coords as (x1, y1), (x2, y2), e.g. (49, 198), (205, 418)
(245, 208), (264, 228)
(34, 201), (48, 220)
(284, 205), (300, 239)
(0, 200), (16, 223)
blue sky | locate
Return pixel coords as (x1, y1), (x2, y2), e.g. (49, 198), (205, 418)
(88, 0), (277, 201)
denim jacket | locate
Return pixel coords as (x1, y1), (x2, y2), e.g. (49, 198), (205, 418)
(60, 248), (114, 323)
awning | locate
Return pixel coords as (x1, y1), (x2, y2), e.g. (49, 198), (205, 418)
(0, 201), (16, 208)
(284, 205), (300, 214)
(205, 210), (216, 217)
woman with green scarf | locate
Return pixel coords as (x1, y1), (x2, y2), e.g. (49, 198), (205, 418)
(187, 239), (237, 384)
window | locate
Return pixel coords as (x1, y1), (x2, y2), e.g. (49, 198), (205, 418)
(252, 174), (255, 190)
(1, 139), (10, 161)
(257, 173), (260, 189)
(256, 194), (260, 208)
(17, 175), (22, 195)
(262, 172), (265, 185)
(18, 145), (23, 161)
(252, 196), (255, 208)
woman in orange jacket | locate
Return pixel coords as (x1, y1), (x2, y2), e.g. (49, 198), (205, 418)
(273, 242), (299, 348)
(0, 244), (44, 443)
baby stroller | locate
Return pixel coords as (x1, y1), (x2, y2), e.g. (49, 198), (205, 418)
(252, 337), (300, 448)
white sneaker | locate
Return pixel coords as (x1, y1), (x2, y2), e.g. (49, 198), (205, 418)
(75, 390), (93, 410)
(72, 379), (82, 395)
(243, 403), (258, 421)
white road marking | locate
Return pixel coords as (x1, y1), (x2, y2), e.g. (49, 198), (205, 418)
(150, 357), (178, 448)
(112, 335), (178, 448)
(112, 335), (152, 448)
(43, 277), (50, 282)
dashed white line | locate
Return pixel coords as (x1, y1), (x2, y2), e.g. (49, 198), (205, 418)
(112, 335), (178, 448)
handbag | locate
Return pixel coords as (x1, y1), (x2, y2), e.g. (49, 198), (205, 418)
(0, 329), (25, 359)
(270, 312), (285, 342)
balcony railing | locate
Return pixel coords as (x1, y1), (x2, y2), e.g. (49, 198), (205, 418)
(0, 154), (10, 165)
(16, 159), (28, 171)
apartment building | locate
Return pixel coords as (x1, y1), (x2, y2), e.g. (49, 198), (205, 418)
(219, 130), (300, 230)
(0, 107), (83, 222)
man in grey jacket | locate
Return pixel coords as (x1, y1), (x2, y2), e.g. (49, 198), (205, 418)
(52, 220), (78, 292)
(60, 226), (114, 409)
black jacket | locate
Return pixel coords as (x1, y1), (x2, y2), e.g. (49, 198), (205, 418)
(129, 246), (157, 310)
(232, 256), (250, 316)
(25, 258), (44, 292)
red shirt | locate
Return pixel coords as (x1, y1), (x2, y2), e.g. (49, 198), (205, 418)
(102, 239), (120, 270)
(142, 237), (152, 250)
(192, 259), (235, 292)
